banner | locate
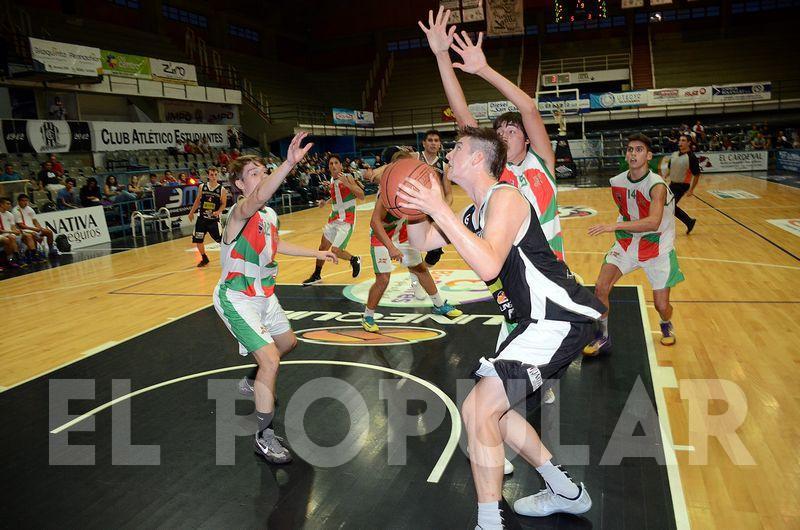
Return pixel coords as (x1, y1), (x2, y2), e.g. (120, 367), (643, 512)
(149, 58), (198, 85)
(442, 107), (457, 122)
(1, 119), (91, 153)
(37, 206), (110, 249)
(29, 37), (101, 77)
(777, 150), (800, 173)
(89, 122), (229, 152)
(647, 86), (712, 106)
(590, 91), (647, 109)
(486, 0), (524, 36)
(711, 82), (771, 103)
(469, 102), (488, 120)
(332, 108), (356, 125)
(537, 95), (590, 114)
(354, 110), (375, 126)
(162, 101), (240, 125)
(154, 184), (200, 218)
(487, 100), (518, 119)
(696, 151), (768, 173)
(101, 50), (152, 79)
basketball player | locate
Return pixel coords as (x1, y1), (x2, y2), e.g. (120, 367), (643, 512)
(666, 133), (699, 234)
(416, 129), (453, 268)
(361, 150), (462, 333)
(0, 197), (24, 268)
(583, 134), (684, 356)
(400, 126), (604, 527)
(13, 194), (56, 259)
(214, 132), (338, 464)
(188, 166), (228, 267)
(302, 154), (364, 286)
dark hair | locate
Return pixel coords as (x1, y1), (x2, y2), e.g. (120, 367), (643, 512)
(424, 129), (441, 140)
(228, 154), (264, 187)
(678, 133), (693, 144)
(458, 126), (507, 179)
(17, 193), (29, 202)
(105, 175), (117, 186)
(0, 197), (11, 204)
(328, 154), (342, 165)
(5, 163), (13, 168)
(149, 173), (157, 178)
(492, 112), (527, 140)
(627, 133), (652, 151)
(65, 177), (76, 185)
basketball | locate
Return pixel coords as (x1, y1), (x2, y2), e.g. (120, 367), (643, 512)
(378, 158), (432, 221)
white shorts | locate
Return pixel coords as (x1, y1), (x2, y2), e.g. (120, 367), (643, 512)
(213, 285), (291, 356)
(370, 243), (422, 274)
(322, 220), (354, 249)
(604, 242), (684, 291)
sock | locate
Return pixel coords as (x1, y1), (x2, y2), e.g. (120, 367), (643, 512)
(536, 460), (580, 499)
(477, 502), (502, 529)
(256, 410), (274, 436)
(430, 293), (444, 307)
(599, 317), (609, 337)
(313, 263), (323, 276)
(364, 307), (375, 319)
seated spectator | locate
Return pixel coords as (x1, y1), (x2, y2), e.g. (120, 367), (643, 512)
(49, 154), (65, 177)
(104, 175), (137, 203)
(217, 149), (230, 168)
(56, 178), (79, 210)
(708, 133), (721, 151)
(230, 149), (240, 161)
(722, 135), (733, 151)
(692, 120), (706, 141)
(183, 142), (195, 154)
(177, 172), (189, 184)
(80, 177), (102, 207)
(163, 170), (178, 185)
(775, 130), (791, 149)
(373, 154), (384, 168)
(141, 173), (161, 192)
(747, 124), (759, 143)
(13, 193), (57, 258)
(38, 161), (64, 198)
(127, 175), (144, 197)
(750, 133), (766, 150)
(1, 163), (22, 182)
(792, 132), (800, 149)
(198, 137), (211, 155)
(0, 196), (26, 268)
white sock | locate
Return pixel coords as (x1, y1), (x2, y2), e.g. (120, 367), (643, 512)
(430, 292), (444, 306)
(599, 317), (609, 337)
(477, 501), (502, 529)
(536, 460), (579, 499)
(364, 307), (375, 318)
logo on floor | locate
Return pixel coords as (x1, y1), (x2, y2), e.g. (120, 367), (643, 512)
(708, 189), (760, 199)
(767, 218), (800, 238)
(296, 326), (445, 346)
(343, 270), (491, 308)
(558, 206), (597, 219)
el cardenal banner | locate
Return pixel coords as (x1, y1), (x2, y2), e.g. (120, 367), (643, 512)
(89, 122), (229, 152)
(37, 206), (110, 249)
(100, 50), (152, 79)
(696, 151), (768, 173)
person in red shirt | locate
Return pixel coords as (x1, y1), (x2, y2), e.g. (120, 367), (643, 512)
(217, 150), (230, 167)
(49, 154), (65, 177)
(230, 149), (240, 161)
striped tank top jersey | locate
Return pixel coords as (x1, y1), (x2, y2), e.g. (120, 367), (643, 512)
(499, 148), (564, 261)
(610, 170), (676, 261)
(370, 195), (407, 247)
(328, 176), (357, 224)
(218, 204), (280, 297)
(463, 183), (604, 325)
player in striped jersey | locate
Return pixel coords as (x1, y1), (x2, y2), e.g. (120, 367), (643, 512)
(302, 154), (364, 285)
(214, 133), (338, 465)
(583, 133), (685, 356)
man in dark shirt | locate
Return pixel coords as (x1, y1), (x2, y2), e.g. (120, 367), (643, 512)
(56, 178), (79, 210)
(38, 161), (64, 199)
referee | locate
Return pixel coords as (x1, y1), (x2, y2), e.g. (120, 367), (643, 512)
(666, 133), (699, 234)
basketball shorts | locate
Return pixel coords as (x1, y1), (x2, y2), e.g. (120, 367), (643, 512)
(370, 242), (422, 274)
(475, 319), (593, 410)
(323, 220), (353, 249)
(21, 229), (42, 240)
(213, 285), (291, 356)
(604, 242), (685, 291)
(193, 216), (221, 244)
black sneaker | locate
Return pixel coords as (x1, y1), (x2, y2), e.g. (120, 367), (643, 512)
(350, 256), (361, 278)
(425, 247), (444, 266)
(302, 273), (322, 286)
(197, 255), (210, 267)
(686, 218), (696, 235)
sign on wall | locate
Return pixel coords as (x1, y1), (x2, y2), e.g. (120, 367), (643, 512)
(37, 206), (110, 249)
(1, 119), (91, 153)
(29, 37), (101, 77)
(100, 50), (152, 79)
(711, 82), (771, 103)
(162, 101), (240, 125)
(696, 151), (768, 173)
(89, 122), (229, 152)
(149, 59), (198, 85)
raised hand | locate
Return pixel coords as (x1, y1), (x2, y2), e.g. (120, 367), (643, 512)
(286, 131), (313, 166)
(418, 6), (457, 54)
(451, 31), (488, 75)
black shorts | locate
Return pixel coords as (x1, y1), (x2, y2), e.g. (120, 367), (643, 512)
(193, 216), (221, 243)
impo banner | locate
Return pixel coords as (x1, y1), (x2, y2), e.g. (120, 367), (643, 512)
(149, 59), (198, 85)
(37, 206), (110, 249)
(162, 101), (240, 125)
(696, 151), (768, 173)
(647, 86), (712, 106)
(2, 119), (92, 153)
(100, 50), (152, 79)
(90, 122), (229, 152)
(486, 0), (524, 36)
(29, 37), (101, 77)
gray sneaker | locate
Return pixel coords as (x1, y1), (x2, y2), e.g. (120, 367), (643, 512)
(238, 376), (254, 396)
(254, 428), (292, 464)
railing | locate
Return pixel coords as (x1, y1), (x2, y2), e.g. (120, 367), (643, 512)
(540, 53), (630, 74)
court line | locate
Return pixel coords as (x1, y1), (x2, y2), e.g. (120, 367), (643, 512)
(637, 285), (690, 530)
(563, 250), (800, 271)
(48, 360), (461, 484)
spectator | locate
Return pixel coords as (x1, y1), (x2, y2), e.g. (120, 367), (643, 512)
(198, 137), (211, 155)
(56, 178), (79, 210)
(183, 141), (194, 155)
(49, 154), (65, 177)
(80, 177), (102, 206)
(13, 193), (57, 258)
(750, 133), (766, 150)
(141, 173), (161, 192)
(692, 120), (705, 141)
(747, 124), (759, 143)
(48, 96), (67, 120)
(373, 154), (384, 168)
(227, 127), (240, 150)
(708, 133), (721, 151)
(792, 132), (800, 149)
(38, 161), (64, 197)
(775, 130), (791, 149)
(230, 149), (240, 161)
(127, 175), (144, 197)
(722, 135), (733, 151)
(217, 149), (230, 168)
(1, 163), (22, 182)
(104, 175), (137, 203)
(177, 172), (190, 184)
(0, 196), (25, 268)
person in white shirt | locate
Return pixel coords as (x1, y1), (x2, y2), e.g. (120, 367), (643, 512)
(13, 194), (57, 259)
(0, 196), (27, 268)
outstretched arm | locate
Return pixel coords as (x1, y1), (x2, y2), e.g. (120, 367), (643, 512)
(451, 31), (555, 173)
(278, 240), (338, 263)
(419, 7), (478, 128)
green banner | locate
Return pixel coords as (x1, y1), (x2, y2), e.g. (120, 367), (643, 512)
(100, 50), (152, 79)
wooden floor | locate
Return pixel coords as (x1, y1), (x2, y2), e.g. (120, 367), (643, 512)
(2, 172), (799, 529)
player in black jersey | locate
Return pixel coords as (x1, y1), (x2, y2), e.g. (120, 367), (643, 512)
(188, 166), (228, 267)
(416, 129), (452, 269)
(399, 126), (604, 528)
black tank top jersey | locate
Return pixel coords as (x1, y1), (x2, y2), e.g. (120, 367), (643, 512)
(199, 183), (223, 219)
(419, 152), (446, 178)
(462, 183), (605, 324)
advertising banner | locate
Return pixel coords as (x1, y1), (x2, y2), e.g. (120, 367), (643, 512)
(149, 58), (198, 85)
(332, 108), (356, 125)
(354, 110), (375, 126)
(29, 37), (101, 77)
(647, 86), (712, 106)
(469, 102), (488, 120)
(776, 149), (800, 173)
(486, 0), (524, 36)
(711, 82), (771, 103)
(487, 100), (519, 119)
(537, 95), (590, 114)
(154, 184), (199, 219)
(89, 122), (228, 152)
(2, 119), (91, 153)
(162, 100), (240, 125)
(589, 91), (647, 110)
(100, 50), (152, 79)
(696, 151), (768, 173)
(37, 206), (110, 249)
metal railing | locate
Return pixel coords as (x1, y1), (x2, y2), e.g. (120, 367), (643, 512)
(540, 53), (630, 74)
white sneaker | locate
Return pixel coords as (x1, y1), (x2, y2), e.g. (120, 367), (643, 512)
(504, 458), (514, 475)
(238, 376), (254, 396)
(543, 387), (555, 404)
(411, 279), (427, 300)
(514, 482), (591, 517)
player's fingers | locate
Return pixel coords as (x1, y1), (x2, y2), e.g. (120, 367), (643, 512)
(477, 32), (483, 47)
(429, 9), (434, 27)
(418, 20), (428, 33)
(461, 30), (473, 45)
(452, 31), (467, 49)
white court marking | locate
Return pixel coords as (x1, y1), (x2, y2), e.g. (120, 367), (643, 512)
(48, 360), (461, 484)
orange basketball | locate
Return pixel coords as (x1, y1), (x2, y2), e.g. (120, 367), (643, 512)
(378, 158), (432, 222)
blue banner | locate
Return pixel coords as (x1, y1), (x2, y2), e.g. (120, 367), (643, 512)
(777, 150), (800, 174)
(589, 91), (647, 110)
(332, 108), (356, 125)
